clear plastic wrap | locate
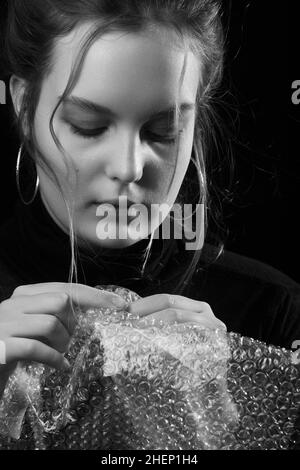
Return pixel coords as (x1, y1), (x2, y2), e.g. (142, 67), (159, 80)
(0, 285), (299, 450)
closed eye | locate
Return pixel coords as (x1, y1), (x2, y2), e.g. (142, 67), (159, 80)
(69, 124), (107, 138)
(68, 124), (183, 145)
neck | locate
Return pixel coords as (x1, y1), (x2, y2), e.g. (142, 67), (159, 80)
(0, 189), (187, 296)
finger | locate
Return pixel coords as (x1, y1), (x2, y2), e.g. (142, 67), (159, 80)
(134, 308), (227, 330)
(0, 293), (76, 335)
(127, 294), (213, 317)
(0, 314), (70, 353)
(3, 337), (70, 371)
(11, 282), (127, 309)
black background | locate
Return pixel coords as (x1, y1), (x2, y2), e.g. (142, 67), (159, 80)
(0, 1), (298, 282)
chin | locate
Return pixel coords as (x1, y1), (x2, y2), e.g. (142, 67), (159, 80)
(77, 225), (141, 250)
(93, 237), (139, 249)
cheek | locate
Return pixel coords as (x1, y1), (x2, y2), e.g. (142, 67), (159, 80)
(160, 133), (194, 206)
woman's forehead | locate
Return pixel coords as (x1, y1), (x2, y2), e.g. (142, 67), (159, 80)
(47, 24), (201, 115)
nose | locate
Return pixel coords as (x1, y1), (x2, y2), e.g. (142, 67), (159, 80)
(104, 128), (144, 184)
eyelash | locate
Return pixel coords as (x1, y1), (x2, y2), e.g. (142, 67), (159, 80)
(68, 124), (182, 145)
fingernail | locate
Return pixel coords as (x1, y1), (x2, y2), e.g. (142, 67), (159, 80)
(111, 296), (127, 309)
(219, 322), (227, 331)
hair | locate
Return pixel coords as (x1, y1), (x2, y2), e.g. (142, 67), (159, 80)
(1, 0), (233, 313)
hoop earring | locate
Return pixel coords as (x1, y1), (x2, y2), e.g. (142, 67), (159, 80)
(16, 144), (40, 205)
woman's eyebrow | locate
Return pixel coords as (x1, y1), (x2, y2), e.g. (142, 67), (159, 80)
(59, 95), (195, 119)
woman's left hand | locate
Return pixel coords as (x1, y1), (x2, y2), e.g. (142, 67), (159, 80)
(126, 294), (227, 331)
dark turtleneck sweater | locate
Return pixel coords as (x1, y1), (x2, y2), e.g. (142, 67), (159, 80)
(0, 189), (299, 350)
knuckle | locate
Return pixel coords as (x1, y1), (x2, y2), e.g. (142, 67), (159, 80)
(50, 293), (68, 310)
(0, 299), (12, 313)
(22, 340), (36, 358)
(200, 301), (209, 309)
(45, 316), (59, 335)
(199, 301), (213, 313)
(164, 294), (176, 307)
(12, 285), (26, 297)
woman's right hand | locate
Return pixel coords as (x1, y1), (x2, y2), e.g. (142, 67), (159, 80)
(0, 282), (127, 373)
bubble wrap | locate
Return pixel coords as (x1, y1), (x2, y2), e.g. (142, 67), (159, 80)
(0, 285), (299, 450)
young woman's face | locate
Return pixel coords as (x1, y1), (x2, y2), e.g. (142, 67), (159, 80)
(32, 24), (201, 249)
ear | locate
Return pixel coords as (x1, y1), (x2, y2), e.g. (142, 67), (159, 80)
(9, 75), (29, 138)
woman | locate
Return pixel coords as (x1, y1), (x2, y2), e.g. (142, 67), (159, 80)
(0, 0), (299, 392)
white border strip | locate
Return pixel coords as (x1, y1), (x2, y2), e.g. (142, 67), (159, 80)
(0, 340), (6, 365)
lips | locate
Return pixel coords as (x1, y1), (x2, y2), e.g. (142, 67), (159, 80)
(94, 196), (142, 207)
